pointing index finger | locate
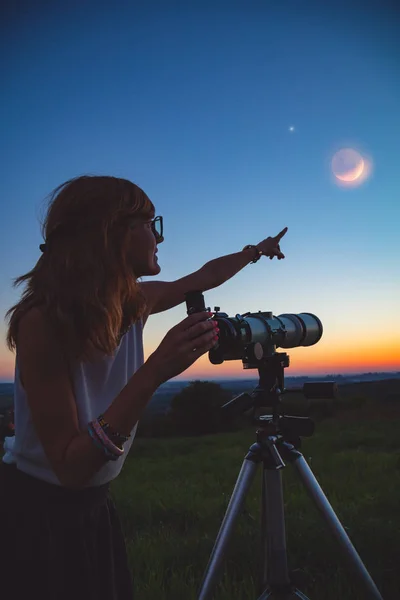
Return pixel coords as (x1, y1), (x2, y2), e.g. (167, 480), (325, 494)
(275, 227), (288, 240)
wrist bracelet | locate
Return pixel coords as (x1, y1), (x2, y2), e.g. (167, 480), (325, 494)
(242, 244), (263, 263)
(97, 414), (130, 444)
(92, 419), (124, 456)
(88, 423), (120, 461)
(87, 419), (125, 461)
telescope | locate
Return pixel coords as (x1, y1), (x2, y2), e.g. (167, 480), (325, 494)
(184, 291), (383, 600)
(186, 289), (322, 367)
(185, 289), (334, 422)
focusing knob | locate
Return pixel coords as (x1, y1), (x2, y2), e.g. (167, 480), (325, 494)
(246, 342), (263, 362)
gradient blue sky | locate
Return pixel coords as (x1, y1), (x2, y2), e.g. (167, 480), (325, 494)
(1, 1), (399, 382)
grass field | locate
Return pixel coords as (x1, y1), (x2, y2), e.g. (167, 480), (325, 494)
(110, 417), (400, 600)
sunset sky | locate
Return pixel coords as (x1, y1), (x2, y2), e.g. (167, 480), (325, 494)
(1, 1), (399, 383)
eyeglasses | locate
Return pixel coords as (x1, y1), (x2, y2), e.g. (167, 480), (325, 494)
(151, 215), (164, 243)
(128, 214), (164, 243)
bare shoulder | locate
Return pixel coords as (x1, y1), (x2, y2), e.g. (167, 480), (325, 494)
(18, 305), (52, 343)
(18, 306), (64, 374)
(17, 306), (81, 484)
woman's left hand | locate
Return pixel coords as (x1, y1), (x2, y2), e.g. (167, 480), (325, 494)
(257, 227), (288, 260)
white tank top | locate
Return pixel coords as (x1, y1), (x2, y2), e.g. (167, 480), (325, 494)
(4, 319), (144, 487)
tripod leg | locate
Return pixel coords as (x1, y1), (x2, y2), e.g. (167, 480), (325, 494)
(292, 455), (383, 600)
(198, 457), (259, 600)
(261, 469), (291, 591)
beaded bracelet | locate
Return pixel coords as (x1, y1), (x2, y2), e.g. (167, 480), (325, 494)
(87, 423), (120, 461)
(97, 414), (130, 445)
(91, 419), (124, 457)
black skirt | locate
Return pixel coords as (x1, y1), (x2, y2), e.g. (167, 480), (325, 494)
(0, 461), (133, 600)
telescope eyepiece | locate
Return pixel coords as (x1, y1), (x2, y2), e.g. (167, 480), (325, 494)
(184, 291), (323, 367)
(185, 291), (207, 315)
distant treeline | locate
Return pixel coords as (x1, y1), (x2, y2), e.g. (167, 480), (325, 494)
(1, 379), (400, 441)
(136, 378), (400, 438)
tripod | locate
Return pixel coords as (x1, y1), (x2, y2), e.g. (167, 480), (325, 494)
(197, 354), (384, 600)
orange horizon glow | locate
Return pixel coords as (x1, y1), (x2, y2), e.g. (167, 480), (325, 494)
(1, 333), (399, 382)
(173, 358), (400, 381)
(2, 336), (398, 382)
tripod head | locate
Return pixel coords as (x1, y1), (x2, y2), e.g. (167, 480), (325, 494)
(221, 350), (337, 448)
(185, 290), (338, 447)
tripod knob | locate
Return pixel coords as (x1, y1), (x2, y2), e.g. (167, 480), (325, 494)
(244, 342), (263, 362)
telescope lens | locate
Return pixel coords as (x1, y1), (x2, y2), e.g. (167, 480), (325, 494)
(277, 313), (323, 348)
(209, 308), (323, 365)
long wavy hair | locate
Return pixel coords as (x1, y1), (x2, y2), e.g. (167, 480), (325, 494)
(5, 175), (155, 362)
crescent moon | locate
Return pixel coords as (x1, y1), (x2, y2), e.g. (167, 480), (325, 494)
(335, 158), (365, 182)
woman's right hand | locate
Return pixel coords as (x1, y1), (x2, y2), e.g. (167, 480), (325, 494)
(147, 311), (219, 384)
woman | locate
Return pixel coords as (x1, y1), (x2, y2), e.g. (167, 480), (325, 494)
(0, 175), (287, 599)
